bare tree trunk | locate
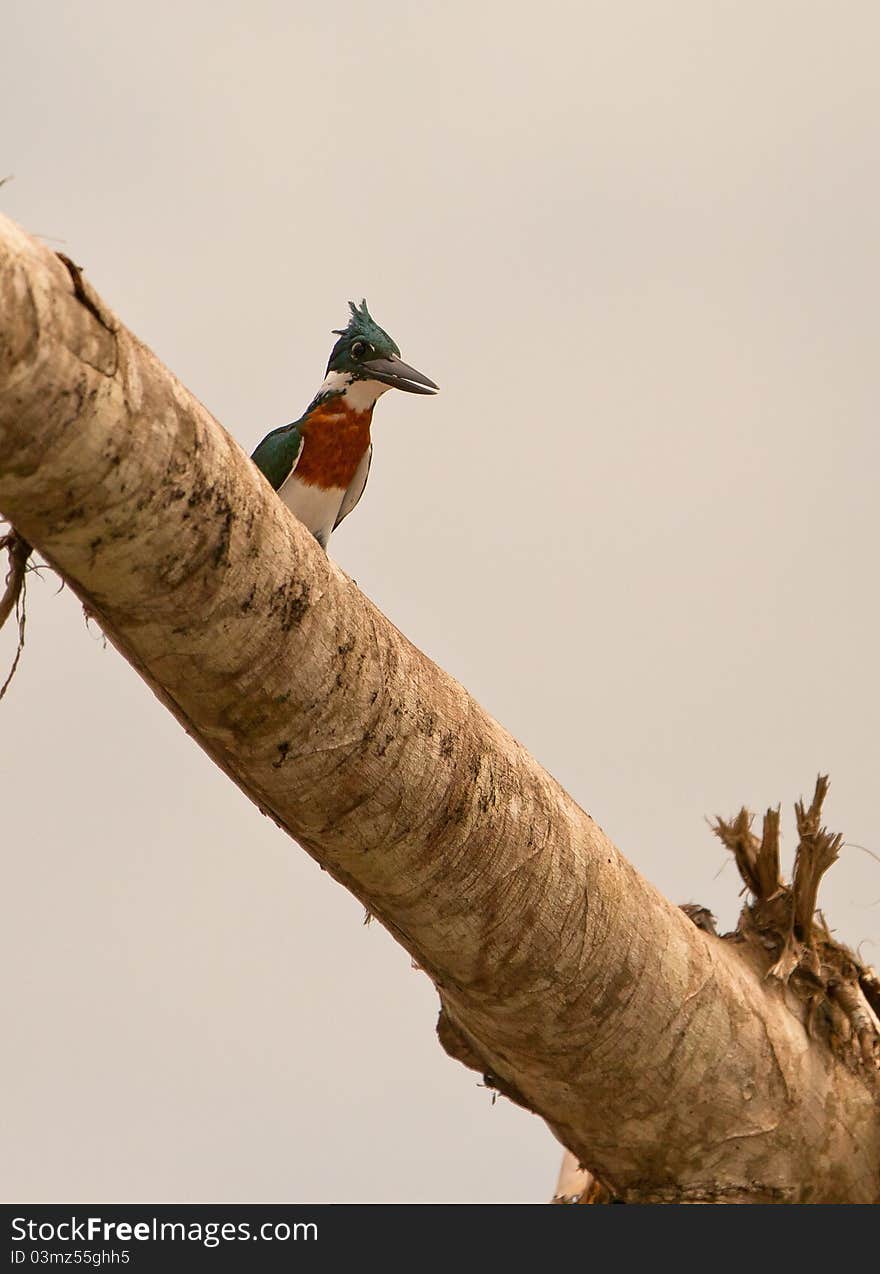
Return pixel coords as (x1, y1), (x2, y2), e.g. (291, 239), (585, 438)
(0, 214), (877, 1203)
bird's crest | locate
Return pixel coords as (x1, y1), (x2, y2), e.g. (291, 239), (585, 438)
(331, 299), (399, 355)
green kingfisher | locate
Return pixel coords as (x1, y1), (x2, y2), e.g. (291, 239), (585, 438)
(251, 300), (438, 549)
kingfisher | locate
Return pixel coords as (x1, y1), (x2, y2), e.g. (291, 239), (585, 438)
(251, 300), (438, 549)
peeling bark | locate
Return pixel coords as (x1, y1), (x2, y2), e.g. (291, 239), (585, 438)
(0, 214), (878, 1203)
(0, 524), (30, 698)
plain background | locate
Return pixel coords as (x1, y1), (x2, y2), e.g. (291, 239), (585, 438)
(2, 1), (878, 1202)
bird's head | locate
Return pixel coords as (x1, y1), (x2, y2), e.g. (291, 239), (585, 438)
(326, 300), (438, 396)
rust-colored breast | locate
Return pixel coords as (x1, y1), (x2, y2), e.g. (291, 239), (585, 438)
(296, 401), (372, 490)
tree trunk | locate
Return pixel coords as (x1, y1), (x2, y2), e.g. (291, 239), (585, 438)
(0, 214), (877, 1203)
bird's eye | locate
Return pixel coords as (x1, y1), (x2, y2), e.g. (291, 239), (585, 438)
(351, 340), (368, 359)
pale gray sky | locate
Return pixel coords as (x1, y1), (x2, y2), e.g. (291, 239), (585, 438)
(2, 0), (879, 1202)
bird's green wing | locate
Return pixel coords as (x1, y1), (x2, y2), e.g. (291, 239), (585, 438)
(333, 444), (372, 530)
(251, 423), (304, 491)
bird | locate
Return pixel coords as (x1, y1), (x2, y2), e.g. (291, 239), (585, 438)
(251, 300), (438, 550)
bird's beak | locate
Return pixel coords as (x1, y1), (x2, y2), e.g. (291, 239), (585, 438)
(360, 355), (439, 395)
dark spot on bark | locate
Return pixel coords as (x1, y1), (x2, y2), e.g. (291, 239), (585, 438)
(272, 740), (291, 768)
(369, 690), (378, 705)
(89, 536), (103, 552)
(268, 580), (310, 630)
(187, 486), (208, 509)
(440, 732), (455, 758)
(337, 639), (354, 657)
(165, 486), (187, 504)
(288, 593), (309, 626)
(481, 1070), (531, 1113)
(212, 508), (234, 567)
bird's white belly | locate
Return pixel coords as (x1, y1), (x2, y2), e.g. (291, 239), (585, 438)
(278, 475), (345, 546)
